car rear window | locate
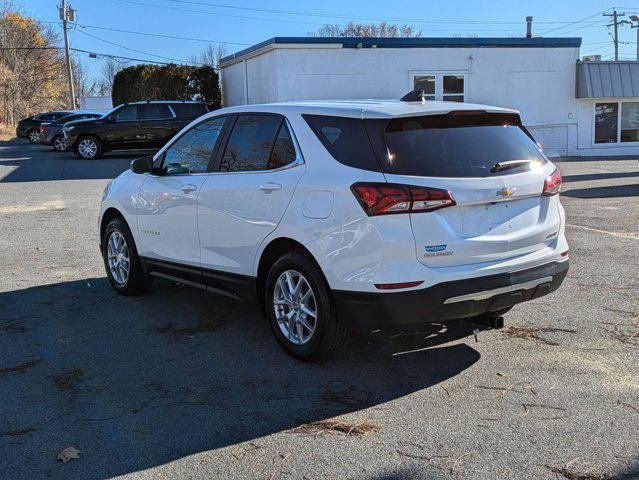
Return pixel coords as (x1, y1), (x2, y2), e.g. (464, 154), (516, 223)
(171, 103), (209, 120)
(375, 113), (545, 178)
(302, 114), (381, 172)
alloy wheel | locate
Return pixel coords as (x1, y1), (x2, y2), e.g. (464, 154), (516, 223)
(78, 138), (97, 158)
(107, 231), (130, 285)
(53, 137), (66, 151)
(28, 130), (39, 143)
(273, 269), (318, 345)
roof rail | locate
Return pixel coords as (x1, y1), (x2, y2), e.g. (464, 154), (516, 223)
(400, 90), (427, 103)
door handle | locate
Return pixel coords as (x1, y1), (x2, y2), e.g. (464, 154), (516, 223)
(259, 182), (282, 193)
(181, 184), (198, 194)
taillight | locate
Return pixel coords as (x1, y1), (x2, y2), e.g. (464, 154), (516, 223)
(542, 168), (562, 196)
(39, 125), (45, 132)
(351, 183), (455, 216)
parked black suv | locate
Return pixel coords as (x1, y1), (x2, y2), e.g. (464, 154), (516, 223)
(63, 101), (209, 159)
(17, 111), (74, 143)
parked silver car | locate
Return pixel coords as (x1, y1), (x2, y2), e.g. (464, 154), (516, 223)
(38, 111), (102, 151)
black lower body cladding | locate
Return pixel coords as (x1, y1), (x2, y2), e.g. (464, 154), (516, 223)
(332, 260), (569, 330)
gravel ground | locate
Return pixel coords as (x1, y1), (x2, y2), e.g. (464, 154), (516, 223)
(0, 140), (638, 480)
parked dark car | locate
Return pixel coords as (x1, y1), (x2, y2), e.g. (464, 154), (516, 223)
(38, 112), (102, 151)
(63, 101), (209, 159)
(17, 111), (74, 143)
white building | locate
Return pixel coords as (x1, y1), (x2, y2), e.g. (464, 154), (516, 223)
(219, 37), (639, 157)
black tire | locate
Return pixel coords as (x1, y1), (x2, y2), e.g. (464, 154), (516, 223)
(76, 135), (102, 159)
(102, 217), (151, 296)
(27, 128), (39, 143)
(265, 251), (349, 361)
(52, 135), (66, 152)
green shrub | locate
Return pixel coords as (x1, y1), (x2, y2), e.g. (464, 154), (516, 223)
(112, 64), (221, 109)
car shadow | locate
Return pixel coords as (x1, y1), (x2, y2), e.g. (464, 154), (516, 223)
(562, 171), (639, 183)
(562, 183), (639, 198)
(0, 277), (481, 479)
(0, 140), (151, 183)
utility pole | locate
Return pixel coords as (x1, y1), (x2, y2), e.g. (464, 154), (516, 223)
(59, 0), (76, 109)
(604, 9), (627, 61)
(630, 15), (639, 61)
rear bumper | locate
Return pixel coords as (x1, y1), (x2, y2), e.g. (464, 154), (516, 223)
(332, 259), (569, 330)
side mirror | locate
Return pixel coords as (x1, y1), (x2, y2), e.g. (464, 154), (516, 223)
(107, 115), (116, 122)
(130, 156), (153, 174)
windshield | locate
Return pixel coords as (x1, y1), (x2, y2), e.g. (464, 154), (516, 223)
(371, 113), (546, 178)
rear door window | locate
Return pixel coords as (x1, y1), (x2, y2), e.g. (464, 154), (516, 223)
(219, 114), (297, 172)
(139, 104), (173, 120)
(374, 114), (545, 178)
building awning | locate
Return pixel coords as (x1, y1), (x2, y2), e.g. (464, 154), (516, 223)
(576, 61), (639, 98)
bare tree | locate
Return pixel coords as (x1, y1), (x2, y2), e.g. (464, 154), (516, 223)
(72, 57), (98, 98)
(309, 21), (421, 38)
(192, 44), (228, 106)
(191, 43), (229, 67)
(96, 57), (122, 96)
(0, 8), (69, 124)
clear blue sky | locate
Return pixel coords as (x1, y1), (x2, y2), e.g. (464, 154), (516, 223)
(15, 0), (639, 80)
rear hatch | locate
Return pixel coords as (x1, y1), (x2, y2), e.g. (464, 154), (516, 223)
(365, 111), (561, 268)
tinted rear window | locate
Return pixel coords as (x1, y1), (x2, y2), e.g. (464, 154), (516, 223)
(171, 103), (208, 120)
(376, 114), (545, 178)
(303, 114), (380, 172)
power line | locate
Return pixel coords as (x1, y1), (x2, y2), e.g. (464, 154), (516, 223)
(547, 20), (609, 37)
(76, 23), (250, 46)
(581, 42), (614, 55)
(74, 28), (202, 65)
(160, 0), (623, 26)
(116, 0), (600, 32)
(0, 45), (208, 66)
(72, 47), (196, 65)
(117, 0), (327, 27)
(536, 10), (607, 36)
(3, 16), (250, 46)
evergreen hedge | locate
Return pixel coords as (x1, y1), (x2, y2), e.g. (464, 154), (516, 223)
(112, 64), (221, 109)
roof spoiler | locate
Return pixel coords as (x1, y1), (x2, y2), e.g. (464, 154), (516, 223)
(400, 90), (427, 102)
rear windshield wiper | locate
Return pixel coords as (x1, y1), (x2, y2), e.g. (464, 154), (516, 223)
(490, 159), (533, 173)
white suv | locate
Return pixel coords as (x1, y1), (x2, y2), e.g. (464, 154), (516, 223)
(99, 99), (569, 360)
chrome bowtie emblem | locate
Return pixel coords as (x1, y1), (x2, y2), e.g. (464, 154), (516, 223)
(496, 187), (516, 197)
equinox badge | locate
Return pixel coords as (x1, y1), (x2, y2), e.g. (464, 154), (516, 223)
(496, 187), (516, 197)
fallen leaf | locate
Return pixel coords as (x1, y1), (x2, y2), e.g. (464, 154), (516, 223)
(57, 447), (80, 463)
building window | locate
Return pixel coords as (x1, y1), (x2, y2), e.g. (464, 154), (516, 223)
(594, 103), (618, 143)
(411, 72), (465, 102)
(413, 75), (435, 100)
(443, 75), (464, 102)
(594, 102), (639, 144)
(621, 102), (639, 142)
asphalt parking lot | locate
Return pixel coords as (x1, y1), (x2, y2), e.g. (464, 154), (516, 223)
(0, 140), (638, 480)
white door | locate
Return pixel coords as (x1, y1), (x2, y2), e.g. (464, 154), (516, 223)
(197, 114), (305, 278)
(136, 116), (227, 269)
